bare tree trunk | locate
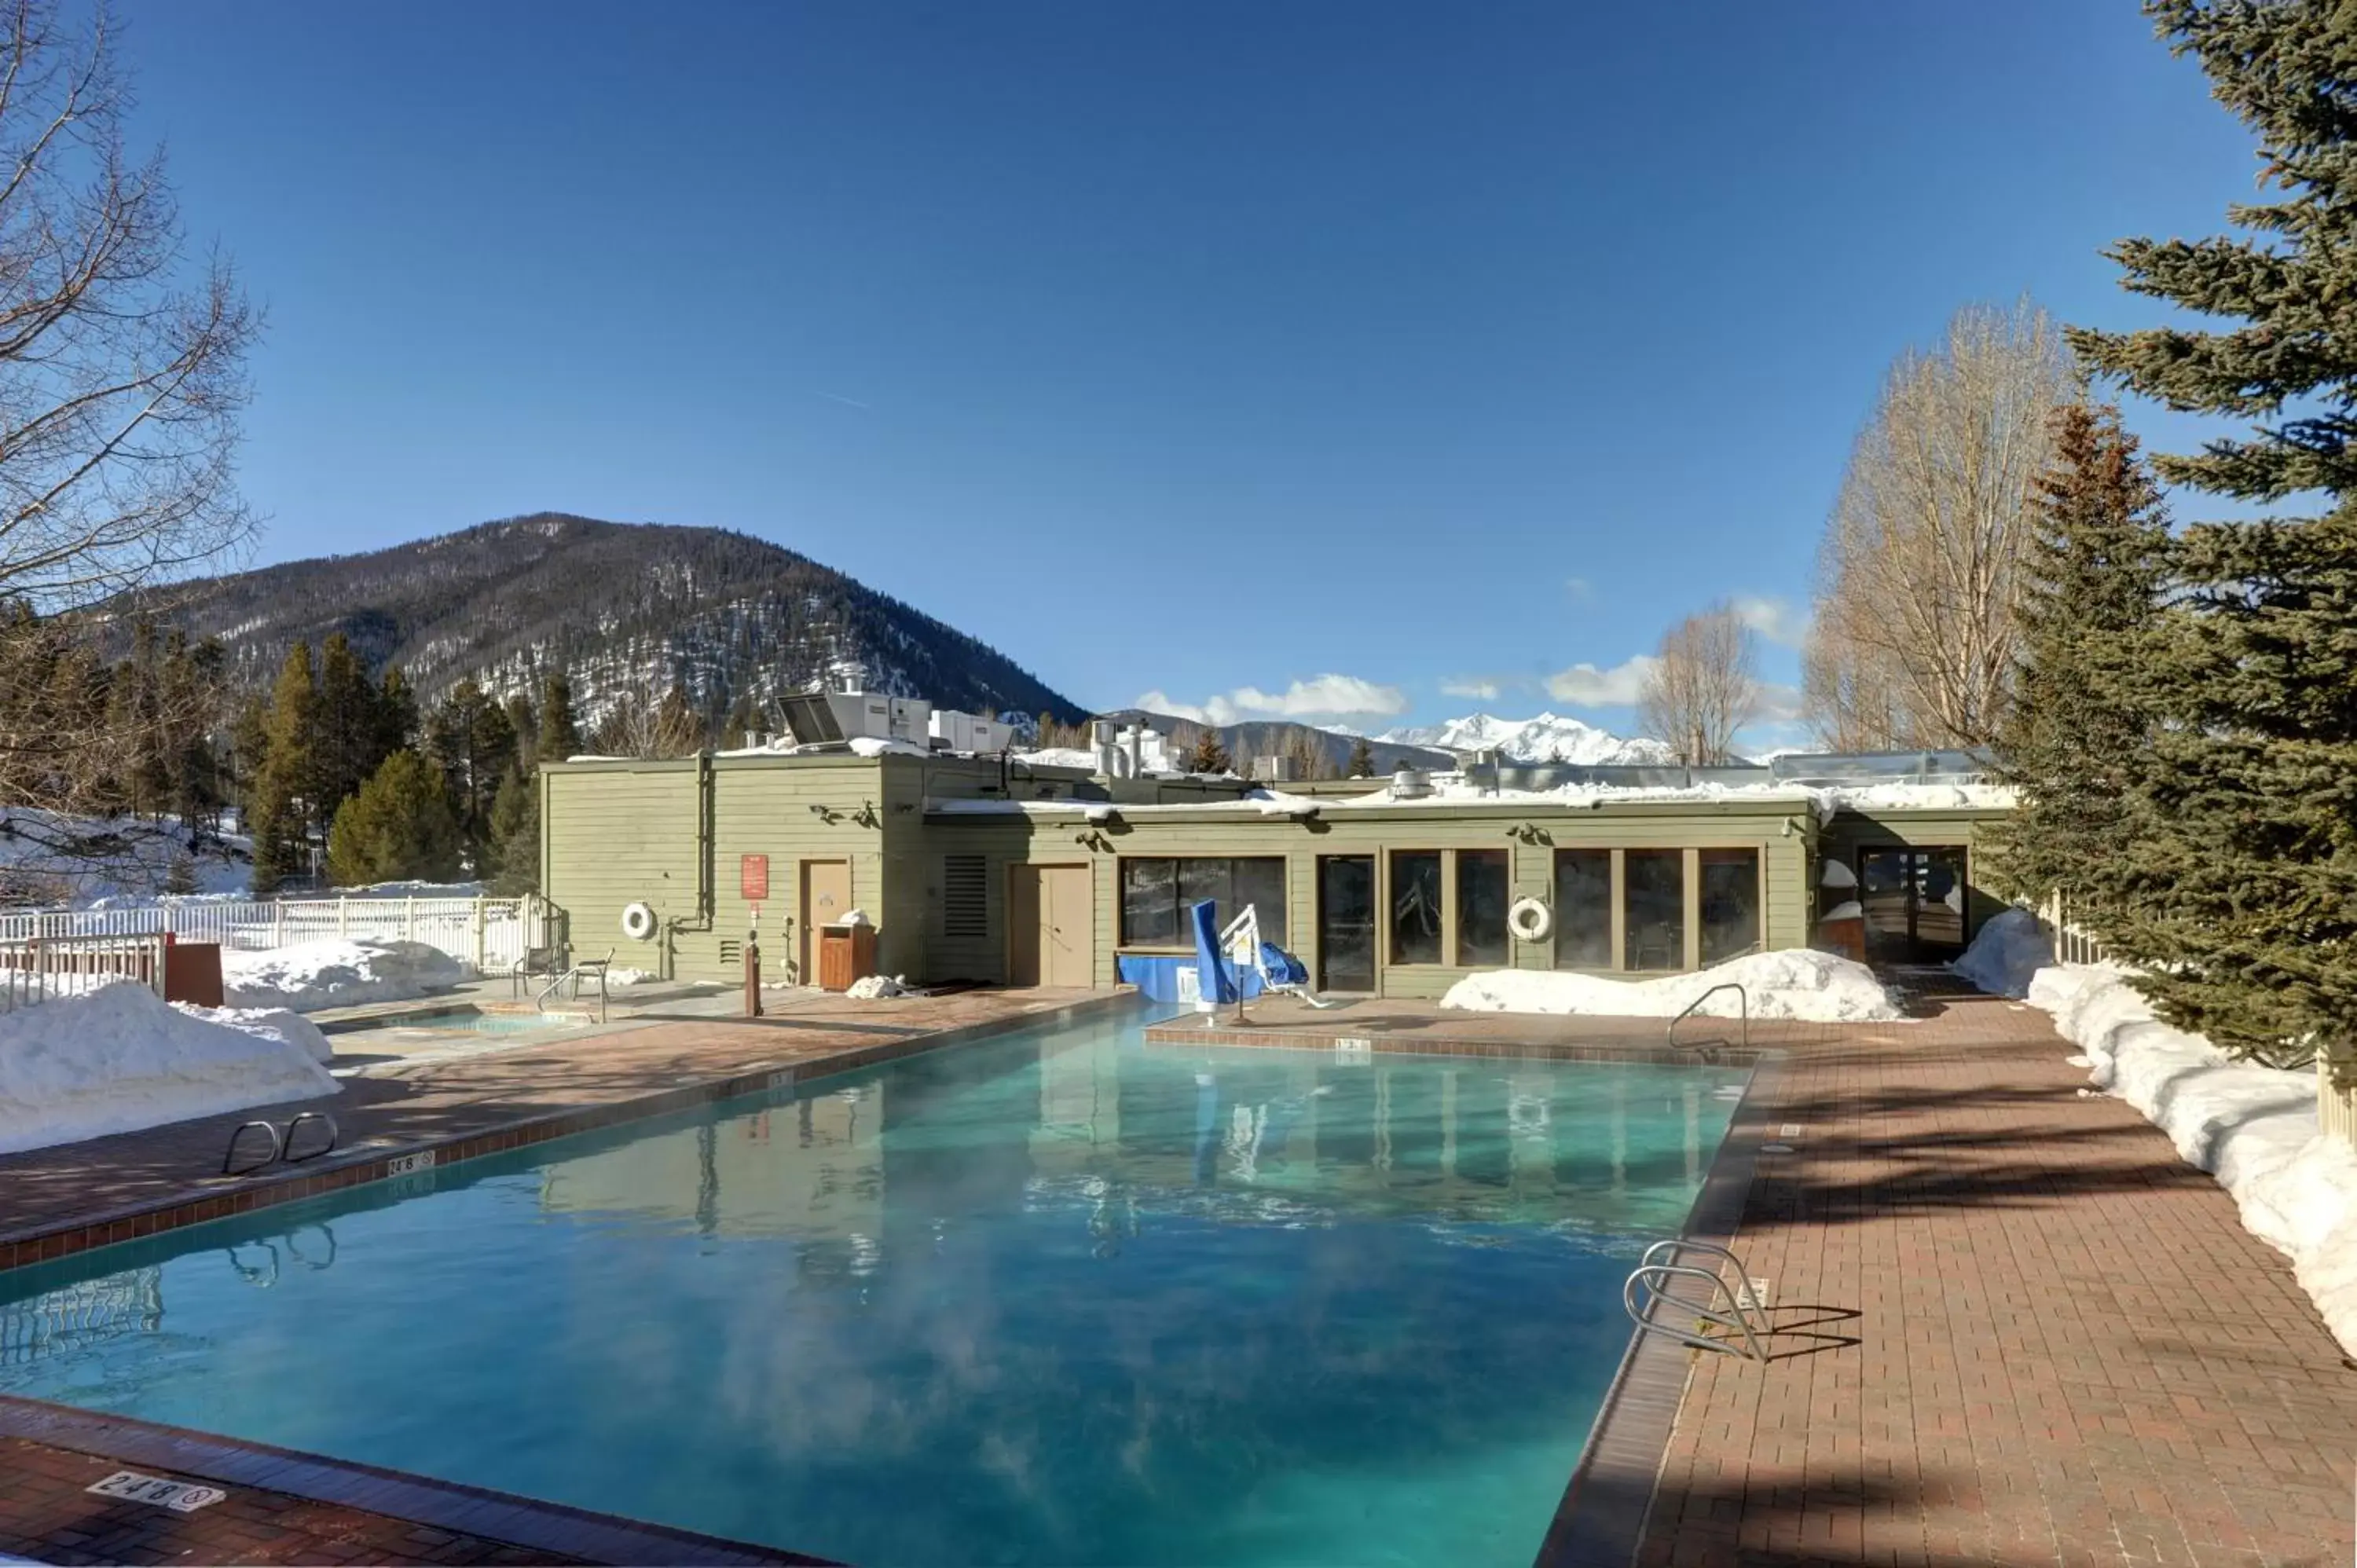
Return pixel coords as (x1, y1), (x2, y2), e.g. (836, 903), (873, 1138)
(1637, 602), (1761, 764)
(1803, 301), (2071, 750)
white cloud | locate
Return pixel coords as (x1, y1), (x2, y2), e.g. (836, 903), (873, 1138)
(1544, 655), (1657, 708)
(1439, 677), (1501, 702)
(1135, 673), (1410, 727)
(1754, 681), (1807, 722)
(1732, 595), (1810, 649)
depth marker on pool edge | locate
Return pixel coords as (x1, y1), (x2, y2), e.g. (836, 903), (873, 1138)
(86, 1471), (226, 1512)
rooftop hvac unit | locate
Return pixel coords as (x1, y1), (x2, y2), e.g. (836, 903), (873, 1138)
(1391, 767), (1431, 800)
(777, 684), (932, 747)
(929, 709), (1011, 754)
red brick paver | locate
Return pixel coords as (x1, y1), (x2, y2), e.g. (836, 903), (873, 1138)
(1633, 989), (2357, 1567)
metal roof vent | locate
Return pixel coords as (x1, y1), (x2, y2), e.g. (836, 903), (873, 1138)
(1391, 767), (1431, 800)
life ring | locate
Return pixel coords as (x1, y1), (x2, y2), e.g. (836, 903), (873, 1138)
(620, 902), (658, 942)
(1507, 896), (1552, 943)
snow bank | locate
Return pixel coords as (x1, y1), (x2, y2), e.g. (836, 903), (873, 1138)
(0, 982), (339, 1155)
(1950, 907), (2054, 999)
(1441, 949), (1905, 1023)
(223, 940), (467, 1012)
(1990, 960), (2357, 1357)
(0, 809), (250, 906)
(844, 974), (915, 1000)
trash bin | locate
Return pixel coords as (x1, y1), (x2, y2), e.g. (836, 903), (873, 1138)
(818, 922), (877, 992)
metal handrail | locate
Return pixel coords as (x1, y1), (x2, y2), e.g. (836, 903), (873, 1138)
(1623, 1252), (1769, 1361)
(222, 1120), (281, 1176)
(1668, 982), (1748, 1050)
(282, 1112), (339, 1164)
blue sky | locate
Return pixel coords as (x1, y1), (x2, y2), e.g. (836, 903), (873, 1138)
(123, 2), (2255, 742)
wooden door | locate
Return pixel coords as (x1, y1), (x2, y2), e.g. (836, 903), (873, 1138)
(1009, 865), (1094, 988)
(800, 859), (852, 984)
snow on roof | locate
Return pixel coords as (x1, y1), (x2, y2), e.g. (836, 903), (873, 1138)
(924, 775), (2014, 820)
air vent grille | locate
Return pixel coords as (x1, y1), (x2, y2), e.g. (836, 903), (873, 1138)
(944, 855), (988, 938)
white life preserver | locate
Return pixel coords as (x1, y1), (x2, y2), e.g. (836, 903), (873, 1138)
(620, 902), (658, 942)
(1508, 896), (1552, 943)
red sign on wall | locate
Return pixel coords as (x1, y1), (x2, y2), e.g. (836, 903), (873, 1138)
(740, 854), (769, 903)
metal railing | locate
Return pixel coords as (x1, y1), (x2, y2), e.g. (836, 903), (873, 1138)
(1668, 982), (1749, 1050)
(0, 932), (170, 1015)
(0, 895), (532, 973)
(1624, 1238), (1769, 1361)
(2036, 890), (2109, 967)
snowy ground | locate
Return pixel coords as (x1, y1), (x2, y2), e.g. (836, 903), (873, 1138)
(1, 810), (250, 907)
(0, 982), (338, 1156)
(1951, 914), (2357, 1357)
(1441, 949), (1905, 1024)
(223, 940), (470, 1012)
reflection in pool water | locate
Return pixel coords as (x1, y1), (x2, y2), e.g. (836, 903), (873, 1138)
(0, 1008), (1746, 1567)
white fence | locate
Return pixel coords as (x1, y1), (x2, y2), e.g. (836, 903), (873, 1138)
(0, 932), (170, 1015)
(0, 896), (530, 973)
(2035, 890), (2110, 967)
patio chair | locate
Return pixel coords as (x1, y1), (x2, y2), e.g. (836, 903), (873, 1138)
(509, 942), (567, 998)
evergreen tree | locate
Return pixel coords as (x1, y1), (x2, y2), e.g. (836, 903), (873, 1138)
(485, 765), (541, 895)
(425, 680), (517, 870)
(228, 694), (269, 815)
(326, 749), (464, 886)
(540, 674), (582, 761)
(1984, 405), (2171, 925)
(159, 633), (227, 833)
(248, 643), (318, 894)
(377, 665), (420, 757)
(1183, 727), (1233, 775)
(1345, 735), (1376, 779)
(313, 633), (384, 815)
(2069, 0), (2357, 1065)
(504, 692), (539, 765)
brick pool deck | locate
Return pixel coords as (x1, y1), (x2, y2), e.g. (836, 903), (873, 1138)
(3, 982), (2353, 1564)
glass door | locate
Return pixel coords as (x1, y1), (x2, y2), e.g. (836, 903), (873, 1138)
(1858, 847), (1970, 962)
(1318, 855), (1376, 993)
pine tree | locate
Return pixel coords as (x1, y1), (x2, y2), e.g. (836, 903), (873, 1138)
(248, 643), (318, 894)
(1984, 405), (2171, 927)
(485, 765), (540, 895)
(2068, 0), (2357, 1065)
(1345, 735), (1375, 779)
(327, 749), (464, 886)
(425, 680), (517, 870)
(504, 692), (539, 768)
(313, 633), (383, 815)
(377, 666), (420, 757)
(540, 674), (582, 761)
(1183, 727), (1233, 775)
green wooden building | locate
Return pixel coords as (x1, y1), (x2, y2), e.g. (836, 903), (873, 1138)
(538, 749), (2012, 996)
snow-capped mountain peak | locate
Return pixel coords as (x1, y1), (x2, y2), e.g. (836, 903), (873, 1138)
(1375, 712), (1675, 765)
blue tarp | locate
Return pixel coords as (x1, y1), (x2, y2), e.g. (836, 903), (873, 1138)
(1190, 899), (1240, 1004)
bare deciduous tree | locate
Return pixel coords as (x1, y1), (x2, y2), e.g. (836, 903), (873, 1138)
(0, 1), (256, 847)
(1637, 602), (1760, 764)
(1803, 300), (2072, 751)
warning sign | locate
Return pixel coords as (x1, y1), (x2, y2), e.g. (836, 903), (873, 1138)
(741, 854), (769, 902)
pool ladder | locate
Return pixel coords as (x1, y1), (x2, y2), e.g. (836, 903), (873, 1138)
(1623, 1238), (1769, 1361)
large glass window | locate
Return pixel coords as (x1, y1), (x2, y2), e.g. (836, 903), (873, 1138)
(1389, 851), (1443, 965)
(1553, 849), (1612, 969)
(1119, 857), (1286, 947)
(1623, 850), (1684, 971)
(1699, 849), (1760, 965)
(1456, 849), (1510, 967)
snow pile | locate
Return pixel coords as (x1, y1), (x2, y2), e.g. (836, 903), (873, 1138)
(0, 809), (251, 906)
(223, 940), (468, 1012)
(1014, 746), (1099, 771)
(846, 736), (930, 758)
(605, 966), (658, 987)
(2004, 962), (2357, 1356)
(844, 973), (915, 1000)
(0, 982), (339, 1155)
(1442, 949), (1904, 1023)
(1950, 907), (2055, 999)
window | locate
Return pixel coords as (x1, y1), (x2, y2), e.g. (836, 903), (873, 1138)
(1456, 849), (1510, 966)
(1119, 857), (1286, 947)
(1389, 851), (1443, 965)
(943, 855), (988, 939)
(1623, 849), (1684, 971)
(1699, 849), (1759, 965)
(1553, 849), (1611, 969)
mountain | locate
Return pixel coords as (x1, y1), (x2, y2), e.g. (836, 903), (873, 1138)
(114, 514), (1084, 727)
(1098, 710), (1454, 775)
(1376, 712), (1675, 765)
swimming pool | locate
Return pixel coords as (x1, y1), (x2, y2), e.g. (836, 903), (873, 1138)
(0, 1007), (1747, 1566)
(339, 1007), (589, 1036)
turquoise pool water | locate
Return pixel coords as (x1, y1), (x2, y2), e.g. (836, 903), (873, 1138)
(0, 1009), (1747, 1567)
